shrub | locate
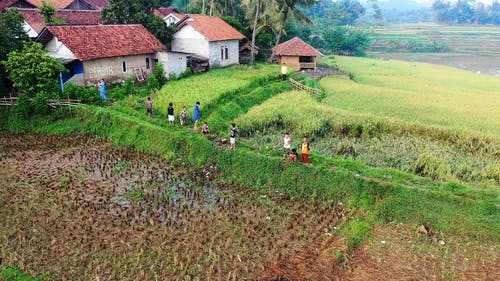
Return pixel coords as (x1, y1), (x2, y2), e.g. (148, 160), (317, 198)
(63, 83), (99, 104)
(153, 62), (166, 87)
(123, 78), (137, 96)
(178, 67), (193, 79)
(148, 75), (160, 92)
(32, 91), (52, 114)
(13, 93), (32, 117)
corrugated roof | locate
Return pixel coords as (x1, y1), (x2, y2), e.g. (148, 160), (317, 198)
(41, 24), (166, 61)
(273, 37), (323, 57)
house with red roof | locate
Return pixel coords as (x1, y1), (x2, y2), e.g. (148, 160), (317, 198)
(0, 0), (105, 11)
(17, 8), (101, 37)
(37, 24), (167, 86)
(168, 13), (245, 68)
(272, 37), (323, 71)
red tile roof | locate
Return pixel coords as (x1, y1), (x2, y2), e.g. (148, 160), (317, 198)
(41, 24), (166, 61)
(0, 0), (18, 11)
(85, 0), (108, 9)
(176, 14), (245, 42)
(19, 8), (101, 34)
(153, 7), (177, 18)
(25, 0), (75, 9)
(273, 37), (323, 57)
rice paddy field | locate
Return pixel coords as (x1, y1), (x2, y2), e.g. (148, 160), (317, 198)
(1, 133), (498, 280)
(154, 64), (279, 115)
(239, 56), (500, 187)
(319, 56), (500, 136)
(365, 24), (500, 75)
(1, 55), (499, 280)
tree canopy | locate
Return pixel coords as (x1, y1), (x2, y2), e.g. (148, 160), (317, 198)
(3, 42), (65, 97)
(102, 0), (174, 44)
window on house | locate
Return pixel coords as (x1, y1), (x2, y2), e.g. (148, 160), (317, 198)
(221, 45), (229, 60)
(146, 58), (150, 69)
(122, 61), (126, 72)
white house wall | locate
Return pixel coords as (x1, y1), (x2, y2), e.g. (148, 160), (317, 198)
(155, 51), (187, 78)
(171, 25), (209, 58)
(209, 40), (239, 67)
(45, 37), (77, 59)
(23, 22), (38, 38)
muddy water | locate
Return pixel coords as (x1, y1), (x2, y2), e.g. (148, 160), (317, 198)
(0, 133), (346, 280)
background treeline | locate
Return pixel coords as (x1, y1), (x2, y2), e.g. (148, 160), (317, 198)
(432, 0), (500, 25)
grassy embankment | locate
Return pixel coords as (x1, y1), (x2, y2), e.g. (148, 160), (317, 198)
(1, 62), (498, 278)
(239, 56), (499, 189)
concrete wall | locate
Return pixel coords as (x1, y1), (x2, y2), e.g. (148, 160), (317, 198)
(208, 40), (239, 67)
(154, 51), (188, 78)
(83, 54), (154, 86)
(278, 56), (300, 71)
(171, 25), (209, 58)
(23, 22), (38, 38)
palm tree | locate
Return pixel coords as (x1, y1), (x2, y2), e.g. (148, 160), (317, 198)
(268, 0), (316, 61)
(243, 0), (264, 65)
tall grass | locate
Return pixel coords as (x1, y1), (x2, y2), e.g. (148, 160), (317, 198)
(235, 90), (499, 185)
(155, 64), (279, 115)
(319, 56), (500, 136)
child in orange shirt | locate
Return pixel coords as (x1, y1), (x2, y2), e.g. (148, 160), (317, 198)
(301, 136), (310, 164)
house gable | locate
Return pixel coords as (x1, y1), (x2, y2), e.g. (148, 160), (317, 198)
(45, 36), (78, 61)
(65, 0), (95, 10)
(23, 21), (39, 37)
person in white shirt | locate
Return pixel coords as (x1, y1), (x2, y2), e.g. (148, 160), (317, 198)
(283, 132), (291, 160)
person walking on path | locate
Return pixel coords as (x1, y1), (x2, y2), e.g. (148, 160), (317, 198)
(146, 97), (153, 119)
(230, 123), (237, 150)
(168, 102), (175, 124)
(99, 79), (107, 101)
(281, 62), (288, 81)
(301, 136), (310, 164)
(180, 106), (187, 126)
(192, 101), (201, 130)
(282, 132), (291, 160)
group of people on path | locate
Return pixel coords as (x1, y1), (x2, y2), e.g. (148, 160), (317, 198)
(282, 133), (310, 164)
(145, 98), (237, 149)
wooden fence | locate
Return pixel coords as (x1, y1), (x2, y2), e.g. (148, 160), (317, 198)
(0, 96), (82, 107)
(289, 78), (322, 96)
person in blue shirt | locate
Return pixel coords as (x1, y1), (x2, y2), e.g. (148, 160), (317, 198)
(99, 79), (107, 101)
(192, 101), (201, 129)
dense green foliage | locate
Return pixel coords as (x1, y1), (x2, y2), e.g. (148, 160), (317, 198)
(102, 0), (175, 43)
(2, 42), (65, 97)
(433, 0), (500, 25)
(0, 9), (27, 62)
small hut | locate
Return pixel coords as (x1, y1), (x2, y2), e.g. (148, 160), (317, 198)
(272, 37), (323, 71)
